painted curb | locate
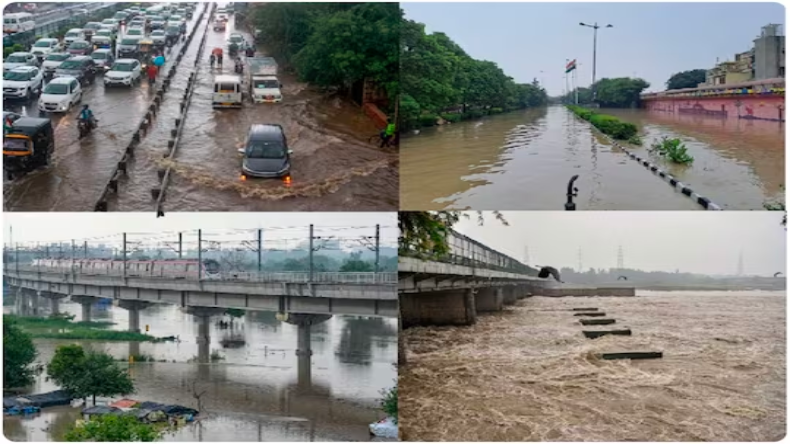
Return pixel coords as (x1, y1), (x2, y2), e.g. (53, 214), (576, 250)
(569, 110), (723, 211)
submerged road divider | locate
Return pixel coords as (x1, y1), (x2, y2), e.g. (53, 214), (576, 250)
(580, 318), (616, 326)
(566, 106), (723, 211)
(92, 5), (208, 212)
(574, 312), (606, 317)
(583, 329), (632, 339)
(153, 3), (216, 217)
(599, 352), (663, 360)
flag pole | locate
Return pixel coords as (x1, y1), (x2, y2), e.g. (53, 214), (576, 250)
(565, 59), (570, 104)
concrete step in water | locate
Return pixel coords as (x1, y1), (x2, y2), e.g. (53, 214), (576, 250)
(579, 318), (616, 326)
(599, 352), (663, 360)
(573, 312), (606, 317)
(583, 329), (632, 339)
(571, 307), (598, 311)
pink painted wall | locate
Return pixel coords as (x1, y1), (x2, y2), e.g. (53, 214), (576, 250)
(642, 95), (785, 122)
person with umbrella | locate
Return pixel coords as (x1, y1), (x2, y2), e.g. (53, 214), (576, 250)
(153, 53), (165, 75)
(212, 47), (223, 68)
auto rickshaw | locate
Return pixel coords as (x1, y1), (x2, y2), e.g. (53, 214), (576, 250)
(3, 117), (54, 180)
(229, 42), (239, 58)
(137, 38), (154, 62)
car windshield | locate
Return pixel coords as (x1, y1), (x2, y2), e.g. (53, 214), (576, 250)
(97, 30), (111, 36)
(152, 31), (164, 36)
(44, 83), (69, 94)
(34, 41), (53, 48)
(231, 35), (242, 42)
(46, 53), (70, 61)
(102, 19), (115, 24)
(70, 42), (89, 49)
(59, 60), (81, 69)
(91, 52), (107, 60)
(111, 63), (134, 72)
(167, 26), (179, 33)
(4, 70), (32, 81)
(66, 32), (80, 37)
(247, 141), (285, 159)
(86, 23), (101, 29)
(254, 79), (279, 89)
(121, 39), (138, 45)
(5, 55), (27, 63)
(128, 29), (142, 35)
(114, 13), (126, 19)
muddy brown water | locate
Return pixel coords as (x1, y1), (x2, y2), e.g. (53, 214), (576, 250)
(4, 9), (397, 212)
(400, 106), (784, 210)
(3, 301), (397, 441)
(399, 291), (786, 441)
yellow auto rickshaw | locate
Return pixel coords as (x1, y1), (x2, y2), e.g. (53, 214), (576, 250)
(137, 38), (154, 61)
(3, 117), (54, 180)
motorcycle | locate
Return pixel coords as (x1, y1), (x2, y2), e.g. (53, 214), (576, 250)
(78, 118), (97, 139)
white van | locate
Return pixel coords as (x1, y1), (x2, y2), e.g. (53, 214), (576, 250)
(63, 28), (86, 46)
(212, 75), (243, 108)
(3, 13), (35, 34)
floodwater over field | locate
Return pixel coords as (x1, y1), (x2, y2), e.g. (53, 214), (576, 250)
(400, 106), (784, 210)
(4, 301), (397, 441)
(399, 291), (786, 441)
(4, 7), (397, 212)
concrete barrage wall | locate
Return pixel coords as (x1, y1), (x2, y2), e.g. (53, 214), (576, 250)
(642, 95), (784, 122)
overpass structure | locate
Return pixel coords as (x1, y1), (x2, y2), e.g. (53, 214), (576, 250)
(399, 229), (634, 328)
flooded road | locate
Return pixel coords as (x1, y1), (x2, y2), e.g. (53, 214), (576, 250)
(399, 291), (786, 441)
(5, 6), (397, 212)
(3, 6), (207, 212)
(400, 106), (783, 210)
(4, 300), (397, 441)
(115, 13), (397, 212)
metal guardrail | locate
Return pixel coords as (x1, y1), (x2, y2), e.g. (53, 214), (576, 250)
(5, 264), (398, 285)
(403, 229), (535, 275)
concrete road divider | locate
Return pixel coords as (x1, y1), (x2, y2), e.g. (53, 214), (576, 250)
(574, 312), (606, 317)
(598, 352), (663, 360)
(579, 318), (616, 326)
(583, 329), (632, 339)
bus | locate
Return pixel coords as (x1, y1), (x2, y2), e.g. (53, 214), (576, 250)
(4, 13), (35, 34)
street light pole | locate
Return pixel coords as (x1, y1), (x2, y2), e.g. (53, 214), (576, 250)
(579, 22), (613, 103)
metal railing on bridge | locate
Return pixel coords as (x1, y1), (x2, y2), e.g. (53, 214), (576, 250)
(4, 264), (397, 285)
(403, 229), (536, 275)
(4, 3), (121, 49)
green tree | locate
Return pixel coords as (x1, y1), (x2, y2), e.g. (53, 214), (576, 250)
(339, 252), (374, 272)
(225, 308), (245, 318)
(65, 414), (163, 442)
(3, 318), (37, 389)
(594, 77), (650, 108)
(48, 346), (134, 405)
(666, 69), (707, 90)
(399, 212), (507, 258)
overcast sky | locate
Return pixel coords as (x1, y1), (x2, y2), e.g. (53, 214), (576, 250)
(402, 2), (784, 95)
(3, 213), (397, 248)
(453, 212), (786, 276)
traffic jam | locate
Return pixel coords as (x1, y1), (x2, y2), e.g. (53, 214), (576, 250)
(2, 3), (196, 180)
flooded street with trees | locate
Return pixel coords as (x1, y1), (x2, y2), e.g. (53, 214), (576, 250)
(401, 106), (783, 210)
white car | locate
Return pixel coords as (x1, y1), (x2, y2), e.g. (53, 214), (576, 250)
(126, 27), (145, 38)
(3, 52), (38, 72)
(38, 76), (82, 113)
(101, 18), (119, 32)
(30, 38), (62, 58)
(150, 30), (167, 46)
(90, 49), (115, 71)
(92, 29), (114, 48)
(41, 53), (71, 76)
(2, 66), (43, 100)
(104, 59), (141, 87)
(63, 28), (86, 45)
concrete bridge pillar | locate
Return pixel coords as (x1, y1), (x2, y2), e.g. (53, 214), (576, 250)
(186, 306), (226, 363)
(400, 288), (476, 327)
(71, 295), (98, 322)
(30, 291), (40, 316)
(502, 286), (518, 305)
(118, 300), (153, 333)
(37, 291), (68, 316)
(398, 310), (407, 366)
(284, 313), (332, 389)
(475, 287), (503, 312)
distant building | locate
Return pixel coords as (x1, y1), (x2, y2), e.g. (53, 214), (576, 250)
(753, 23), (785, 80)
(702, 24), (784, 87)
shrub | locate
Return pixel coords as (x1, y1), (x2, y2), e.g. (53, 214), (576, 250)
(490, 107), (504, 114)
(418, 114), (438, 127)
(650, 137), (694, 164)
(463, 109), (484, 119)
(380, 385), (397, 422)
(566, 105), (638, 140)
(627, 135), (643, 146)
(440, 113), (462, 123)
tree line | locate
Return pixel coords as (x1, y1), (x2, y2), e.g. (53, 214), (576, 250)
(247, 3), (399, 110)
(560, 77), (650, 108)
(400, 18), (548, 130)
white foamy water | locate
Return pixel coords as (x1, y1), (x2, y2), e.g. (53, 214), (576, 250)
(400, 292), (785, 441)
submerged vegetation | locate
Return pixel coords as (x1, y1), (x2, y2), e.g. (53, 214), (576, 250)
(566, 105), (639, 141)
(381, 384), (398, 422)
(650, 137), (695, 164)
(6, 315), (160, 342)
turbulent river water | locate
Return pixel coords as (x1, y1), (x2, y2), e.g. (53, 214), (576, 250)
(399, 291), (786, 441)
(400, 106), (784, 211)
(4, 301), (397, 441)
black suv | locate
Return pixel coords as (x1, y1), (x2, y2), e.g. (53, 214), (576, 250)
(54, 56), (97, 85)
(238, 124), (292, 178)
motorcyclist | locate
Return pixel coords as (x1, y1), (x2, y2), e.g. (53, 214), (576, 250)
(380, 119), (396, 148)
(79, 104), (97, 129)
(209, 53), (216, 68)
(234, 57), (243, 74)
(245, 45), (254, 57)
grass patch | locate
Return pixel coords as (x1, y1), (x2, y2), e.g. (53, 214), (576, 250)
(566, 105), (638, 140)
(7, 314), (114, 331)
(30, 329), (158, 342)
(649, 137), (694, 164)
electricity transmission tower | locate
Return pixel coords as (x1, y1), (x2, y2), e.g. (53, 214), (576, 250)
(737, 250), (744, 276)
(617, 245), (624, 270)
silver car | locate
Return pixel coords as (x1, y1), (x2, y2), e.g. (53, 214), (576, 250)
(238, 124), (293, 179)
